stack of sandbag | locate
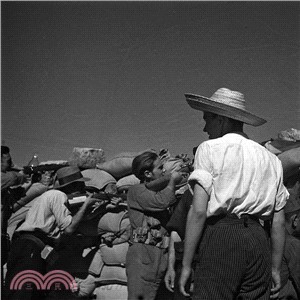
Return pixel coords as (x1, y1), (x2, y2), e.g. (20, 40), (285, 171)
(89, 205), (130, 299)
(262, 128), (300, 187)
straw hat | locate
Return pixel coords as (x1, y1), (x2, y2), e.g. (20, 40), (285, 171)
(185, 87), (266, 126)
(54, 166), (89, 189)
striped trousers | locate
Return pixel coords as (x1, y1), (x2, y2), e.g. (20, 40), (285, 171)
(192, 215), (271, 300)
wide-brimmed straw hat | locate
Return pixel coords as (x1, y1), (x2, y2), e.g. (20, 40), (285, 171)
(54, 166), (89, 189)
(185, 87), (266, 126)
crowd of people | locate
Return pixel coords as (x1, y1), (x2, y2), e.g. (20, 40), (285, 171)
(1, 87), (300, 300)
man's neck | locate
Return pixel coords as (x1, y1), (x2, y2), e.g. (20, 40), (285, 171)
(231, 131), (249, 139)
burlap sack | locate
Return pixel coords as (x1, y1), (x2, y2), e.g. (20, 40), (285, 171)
(81, 169), (117, 191)
(278, 147), (300, 180)
(100, 243), (129, 265)
(69, 147), (105, 169)
(116, 174), (140, 193)
(93, 284), (127, 300)
(98, 210), (129, 235)
(96, 149), (154, 179)
(95, 265), (127, 285)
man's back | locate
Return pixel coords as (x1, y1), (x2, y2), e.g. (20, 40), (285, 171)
(17, 189), (72, 239)
(192, 133), (286, 218)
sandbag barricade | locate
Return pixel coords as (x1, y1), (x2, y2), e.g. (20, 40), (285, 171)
(87, 205), (130, 297)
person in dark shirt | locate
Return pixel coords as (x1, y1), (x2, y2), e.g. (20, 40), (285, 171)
(126, 151), (183, 300)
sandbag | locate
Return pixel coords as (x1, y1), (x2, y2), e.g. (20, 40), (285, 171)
(96, 149), (154, 180)
(263, 128), (300, 154)
(95, 265), (127, 285)
(101, 225), (130, 246)
(264, 140), (300, 154)
(81, 169), (117, 191)
(98, 210), (129, 235)
(277, 147), (300, 180)
(278, 128), (300, 142)
(93, 284), (127, 300)
(116, 174), (140, 193)
(69, 147), (105, 169)
(100, 243), (129, 265)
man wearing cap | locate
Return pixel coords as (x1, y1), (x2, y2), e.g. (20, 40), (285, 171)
(179, 88), (289, 299)
(4, 166), (98, 300)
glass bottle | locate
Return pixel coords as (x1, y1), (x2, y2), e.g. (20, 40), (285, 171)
(28, 153), (39, 167)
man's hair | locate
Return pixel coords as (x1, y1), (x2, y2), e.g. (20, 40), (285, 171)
(228, 117), (244, 129)
(1, 146), (10, 157)
(132, 151), (158, 182)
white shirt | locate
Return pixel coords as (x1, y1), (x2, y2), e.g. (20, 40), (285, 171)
(17, 189), (72, 239)
(189, 133), (289, 220)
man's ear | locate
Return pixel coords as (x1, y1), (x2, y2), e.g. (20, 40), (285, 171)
(144, 170), (152, 179)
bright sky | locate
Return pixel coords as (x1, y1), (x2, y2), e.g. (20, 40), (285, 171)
(1, 1), (300, 166)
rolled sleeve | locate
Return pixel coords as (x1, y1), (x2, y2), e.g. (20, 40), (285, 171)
(188, 169), (213, 195)
(274, 161), (289, 212)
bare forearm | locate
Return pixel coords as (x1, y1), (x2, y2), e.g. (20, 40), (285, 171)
(168, 232), (181, 269)
(168, 239), (176, 270)
(271, 209), (286, 272)
(64, 201), (91, 234)
(182, 207), (206, 267)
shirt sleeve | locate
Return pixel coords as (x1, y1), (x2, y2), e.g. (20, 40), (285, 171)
(188, 142), (213, 195)
(128, 183), (176, 212)
(50, 191), (72, 231)
(274, 160), (289, 212)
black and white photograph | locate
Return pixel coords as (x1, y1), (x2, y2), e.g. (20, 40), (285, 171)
(1, 1), (300, 300)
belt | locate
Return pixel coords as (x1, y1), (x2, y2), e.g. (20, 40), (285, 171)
(206, 213), (260, 227)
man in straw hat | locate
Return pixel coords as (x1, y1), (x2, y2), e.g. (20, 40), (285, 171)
(4, 166), (99, 300)
(179, 88), (289, 299)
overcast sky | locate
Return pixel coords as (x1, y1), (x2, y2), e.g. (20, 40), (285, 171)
(1, 1), (300, 166)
